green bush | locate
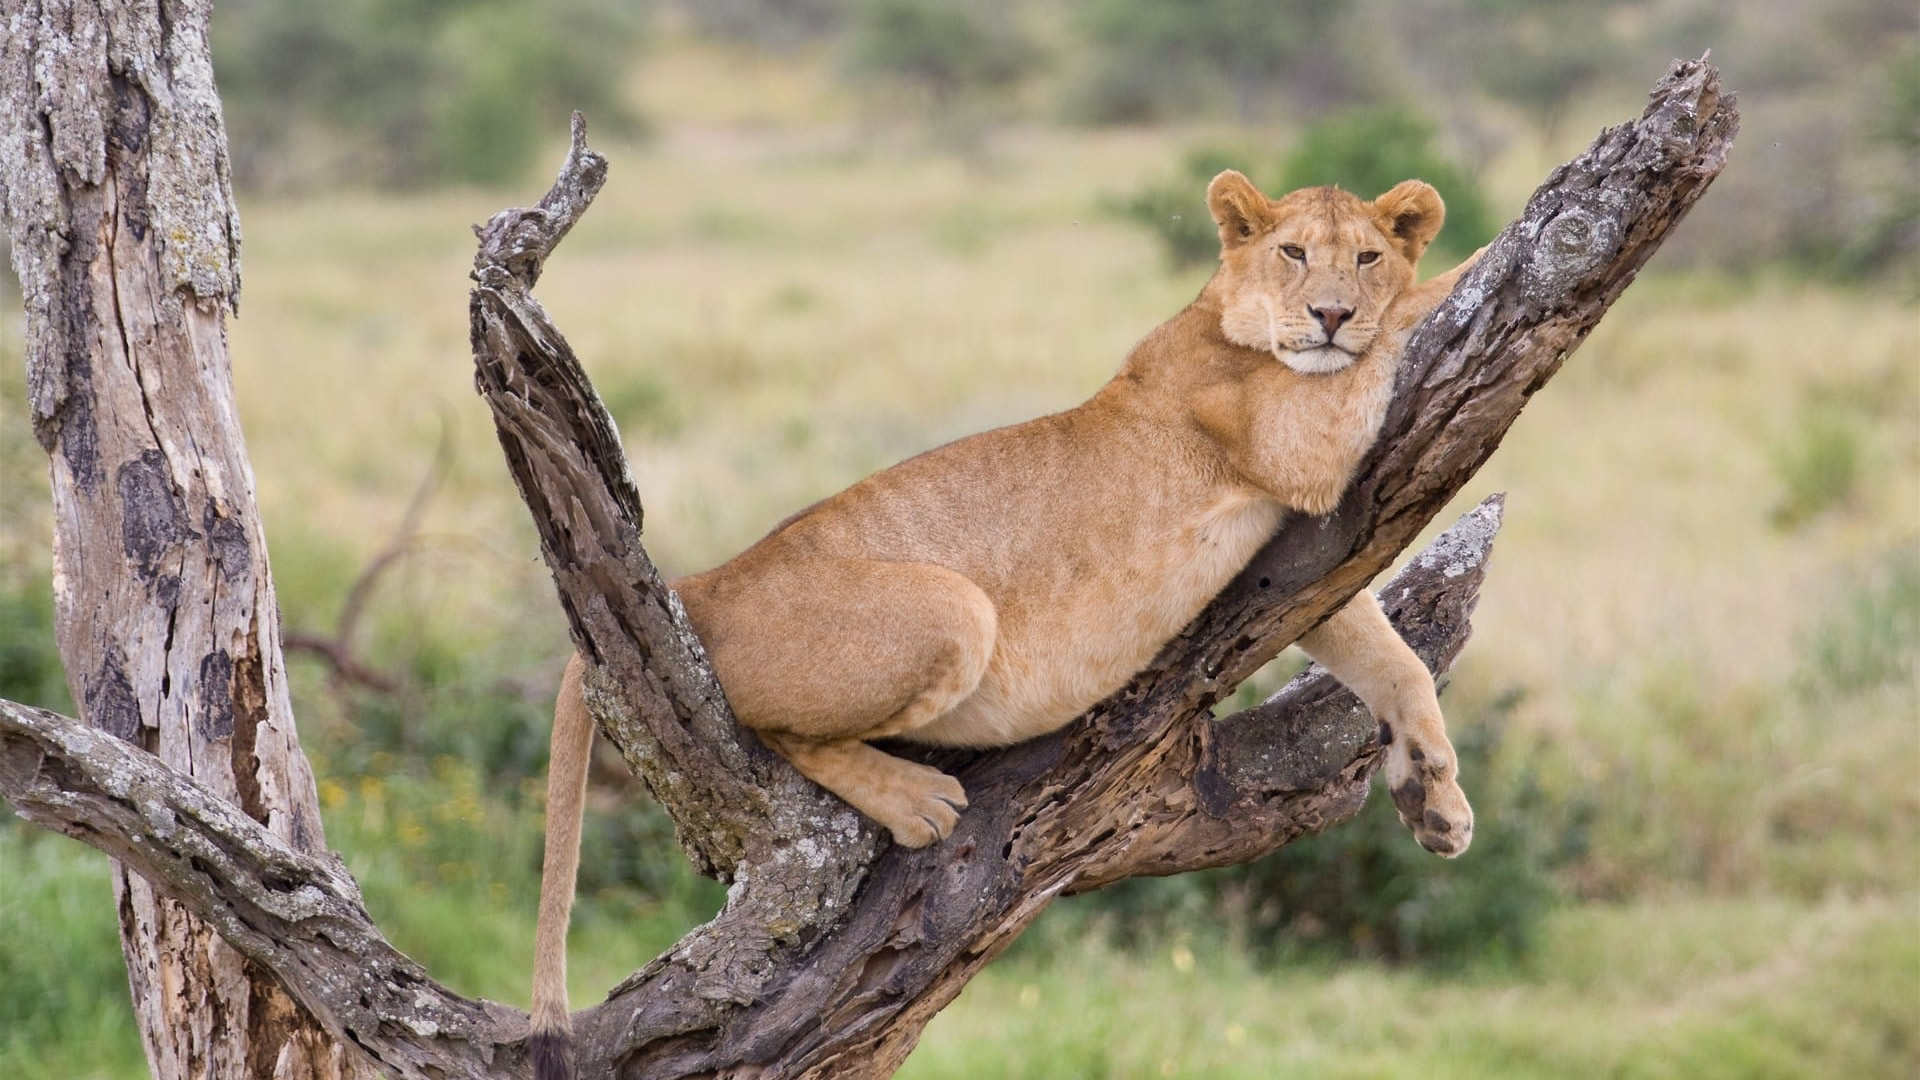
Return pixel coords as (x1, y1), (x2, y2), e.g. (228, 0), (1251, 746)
(1845, 42), (1920, 280)
(1771, 401), (1865, 529)
(843, 0), (1042, 111)
(1067, 0), (1364, 125)
(1071, 693), (1578, 966)
(1113, 106), (1497, 270)
(278, 554), (717, 918)
(0, 827), (145, 1079)
(213, 0), (648, 189)
(1274, 106), (1497, 263)
(1109, 145), (1251, 267)
(688, 0), (843, 51)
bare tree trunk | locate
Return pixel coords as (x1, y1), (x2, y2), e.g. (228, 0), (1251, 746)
(0, 47), (1737, 1080)
(0, 2), (371, 1077)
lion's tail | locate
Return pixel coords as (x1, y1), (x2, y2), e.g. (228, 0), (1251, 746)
(531, 653), (593, 1080)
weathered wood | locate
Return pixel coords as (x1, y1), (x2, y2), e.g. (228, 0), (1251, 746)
(0, 502), (1492, 1080)
(0, 696), (530, 1079)
(467, 61), (1733, 1079)
(0, 40), (1736, 1080)
(0, 2), (369, 1076)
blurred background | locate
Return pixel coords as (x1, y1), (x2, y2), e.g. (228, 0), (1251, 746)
(2, 1), (1916, 1076)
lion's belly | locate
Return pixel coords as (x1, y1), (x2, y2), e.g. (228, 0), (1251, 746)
(908, 492), (1284, 747)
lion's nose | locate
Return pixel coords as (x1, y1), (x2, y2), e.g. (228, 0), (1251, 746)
(1309, 305), (1353, 336)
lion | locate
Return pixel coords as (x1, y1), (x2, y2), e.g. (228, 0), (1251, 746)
(527, 171), (1482, 1079)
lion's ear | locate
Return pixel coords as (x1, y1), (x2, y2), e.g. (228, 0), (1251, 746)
(1207, 170), (1272, 250)
(1372, 180), (1446, 265)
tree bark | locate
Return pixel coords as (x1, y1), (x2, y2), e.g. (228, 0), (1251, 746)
(468, 60), (1733, 1078)
(0, 45), (1737, 1080)
(0, 499), (1493, 1080)
(0, 2), (371, 1077)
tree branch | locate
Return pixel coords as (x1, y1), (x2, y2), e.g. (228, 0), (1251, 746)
(1093, 495), (1504, 887)
(0, 501), (1490, 1080)
(468, 61), (1734, 1078)
(0, 697), (528, 1079)
(0, 59), (1737, 1080)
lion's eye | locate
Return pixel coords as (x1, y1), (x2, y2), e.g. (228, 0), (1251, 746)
(1281, 244), (1306, 261)
(1357, 250), (1380, 265)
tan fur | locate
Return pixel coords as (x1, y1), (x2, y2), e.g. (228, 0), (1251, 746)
(529, 176), (1481, 1061)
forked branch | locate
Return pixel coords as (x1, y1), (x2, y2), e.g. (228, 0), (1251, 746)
(0, 59), (1736, 1080)
(469, 61), (1734, 1078)
(0, 502), (1494, 1080)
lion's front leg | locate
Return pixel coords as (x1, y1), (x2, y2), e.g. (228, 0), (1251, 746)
(1297, 592), (1474, 856)
(1378, 699), (1474, 858)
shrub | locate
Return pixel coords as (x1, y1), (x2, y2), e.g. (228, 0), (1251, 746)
(213, 0), (648, 190)
(1067, 0), (1365, 125)
(1074, 690), (1578, 966)
(843, 0), (1041, 104)
(1805, 545), (1920, 694)
(1770, 401), (1865, 529)
(0, 573), (70, 717)
(687, 0), (843, 51)
(281, 554), (715, 915)
(1112, 106), (1496, 270)
(1274, 106), (1498, 264)
(0, 827), (145, 1079)
(1846, 41), (1920, 280)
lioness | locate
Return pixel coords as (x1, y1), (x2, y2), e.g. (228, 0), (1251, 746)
(529, 172), (1480, 1077)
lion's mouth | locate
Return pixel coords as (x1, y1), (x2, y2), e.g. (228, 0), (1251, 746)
(1277, 344), (1356, 374)
(1261, 297), (1357, 374)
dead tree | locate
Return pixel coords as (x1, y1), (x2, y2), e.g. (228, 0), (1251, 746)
(0, 2), (374, 1077)
(0, 6), (1734, 1074)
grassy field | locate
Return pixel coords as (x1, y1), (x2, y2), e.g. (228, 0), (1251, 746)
(2, 75), (1917, 1077)
(8, 821), (1912, 1080)
(905, 894), (1918, 1080)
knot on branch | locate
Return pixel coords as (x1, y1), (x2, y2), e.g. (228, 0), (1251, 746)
(1523, 208), (1622, 292)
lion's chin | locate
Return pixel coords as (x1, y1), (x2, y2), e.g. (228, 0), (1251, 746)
(1277, 345), (1356, 374)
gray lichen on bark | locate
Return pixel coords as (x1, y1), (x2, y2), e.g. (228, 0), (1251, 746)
(1, 44), (1737, 1080)
(1, 3), (359, 1078)
(2, 0), (240, 445)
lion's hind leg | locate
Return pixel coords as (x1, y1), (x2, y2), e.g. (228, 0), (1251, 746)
(678, 557), (996, 847)
(1298, 591), (1474, 856)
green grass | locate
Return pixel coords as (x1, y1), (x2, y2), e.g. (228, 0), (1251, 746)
(0, 827), (146, 1080)
(3, 40), (1918, 1077)
(310, 754), (720, 1008)
(11, 821), (1913, 1080)
(906, 895), (1920, 1080)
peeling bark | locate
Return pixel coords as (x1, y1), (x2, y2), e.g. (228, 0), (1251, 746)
(0, 501), (1492, 1080)
(1, 36), (1737, 1080)
(468, 60), (1733, 1079)
(0, 2), (368, 1077)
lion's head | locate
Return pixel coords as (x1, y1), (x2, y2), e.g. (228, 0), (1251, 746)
(1206, 171), (1446, 375)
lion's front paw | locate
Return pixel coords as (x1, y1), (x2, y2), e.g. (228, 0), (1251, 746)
(1384, 732), (1473, 858)
(872, 763), (969, 849)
